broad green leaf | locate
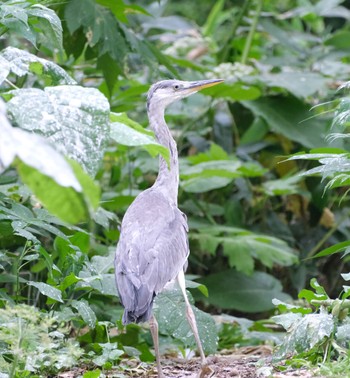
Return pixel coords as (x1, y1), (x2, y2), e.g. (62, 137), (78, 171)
(17, 161), (89, 224)
(181, 176), (233, 193)
(187, 143), (229, 164)
(28, 281), (63, 303)
(242, 96), (335, 149)
(198, 270), (291, 312)
(202, 82), (261, 101)
(59, 272), (81, 291)
(181, 160), (241, 193)
(78, 249), (118, 296)
(154, 288), (217, 354)
(273, 310), (334, 360)
(83, 370), (101, 378)
(262, 175), (303, 196)
(185, 279), (209, 297)
(261, 71), (329, 99)
(6, 86), (110, 176)
(0, 47), (76, 85)
(92, 343), (124, 366)
(325, 30), (350, 49)
(69, 160), (100, 211)
(26, 4), (63, 49)
(71, 299), (97, 328)
(110, 112), (170, 164)
(0, 104), (79, 190)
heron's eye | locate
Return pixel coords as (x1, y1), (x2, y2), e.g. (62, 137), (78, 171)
(173, 84), (180, 90)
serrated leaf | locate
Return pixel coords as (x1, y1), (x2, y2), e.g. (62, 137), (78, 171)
(0, 3), (63, 49)
(65, 0), (127, 61)
(28, 281), (63, 302)
(154, 288), (217, 354)
(6, 86), (110, 176)
(71, 299), (97, 328)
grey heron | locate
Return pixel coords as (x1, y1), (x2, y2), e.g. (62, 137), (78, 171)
(115, 78), (223, 377)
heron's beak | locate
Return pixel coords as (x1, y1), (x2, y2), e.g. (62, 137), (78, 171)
(186, 79), (224, 93)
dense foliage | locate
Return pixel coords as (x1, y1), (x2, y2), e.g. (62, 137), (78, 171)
(1, 0), (350, 376)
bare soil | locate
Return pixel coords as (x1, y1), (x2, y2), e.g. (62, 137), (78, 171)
(58, 346), (325, 378)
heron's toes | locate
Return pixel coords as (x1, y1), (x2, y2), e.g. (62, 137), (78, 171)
(197, 363), (214, 378)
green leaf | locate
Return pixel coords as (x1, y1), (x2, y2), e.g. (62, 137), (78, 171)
(262, 175), (303, 196)
(27, 4), (63, 49)
(69, 160), (100, 211)
(0, 99), (81, 192)
(312, 240), (350, 258)
(202, 82), (261, 101)
(78, 250), (118, 296)
(65, 0), (128, 61)
(92, 343), (123, 366)
(0, 3), (62, 49)
(0, 47), (76, 85)
(7, 86), (110, 176)
(154, 288), (217, 354)
(181, 160), (242, 193)
(242, 96), (335, 149)
(273, 311), (334, 360)
(28, 281), (63, 303)
(60, 273), (81, 291)
(198, 270), (291, 312)
(185, 279), (209, 297)
(325, 30), (350, 49)
(71, 299), (97, 328)
(110, 112), (170, 164)
(272, 298), (312, 314)
(17, 161), (89, 224)
(261, 71), (329, 99)
(83, 370), (101, 378)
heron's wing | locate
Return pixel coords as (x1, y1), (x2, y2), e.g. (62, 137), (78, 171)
(114, 189), (189, 323)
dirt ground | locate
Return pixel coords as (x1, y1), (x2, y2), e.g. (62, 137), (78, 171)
(58, 347), (325, 378)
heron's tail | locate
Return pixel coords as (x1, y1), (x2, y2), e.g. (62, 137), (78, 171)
(122, 305), (153, 324)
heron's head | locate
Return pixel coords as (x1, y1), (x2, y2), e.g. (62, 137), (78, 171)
(147, 79), (223, 111)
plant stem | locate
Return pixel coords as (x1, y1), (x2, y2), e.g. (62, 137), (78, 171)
(241, 0), (264, 65)
(306, 211), (349, 259)
(219, 0), (252, 62)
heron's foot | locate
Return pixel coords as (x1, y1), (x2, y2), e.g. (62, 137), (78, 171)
(197, 363), (214, 378)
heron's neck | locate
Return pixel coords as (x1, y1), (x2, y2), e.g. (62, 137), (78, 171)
(148, 104), (179, 204)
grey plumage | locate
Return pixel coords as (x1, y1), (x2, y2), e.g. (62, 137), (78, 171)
(114, 78), (223, 378)
(116, 190), (189, 323)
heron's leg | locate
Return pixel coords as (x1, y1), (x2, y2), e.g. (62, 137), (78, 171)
(149, 314), (165, 378)
(177, 270), (206, 365)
